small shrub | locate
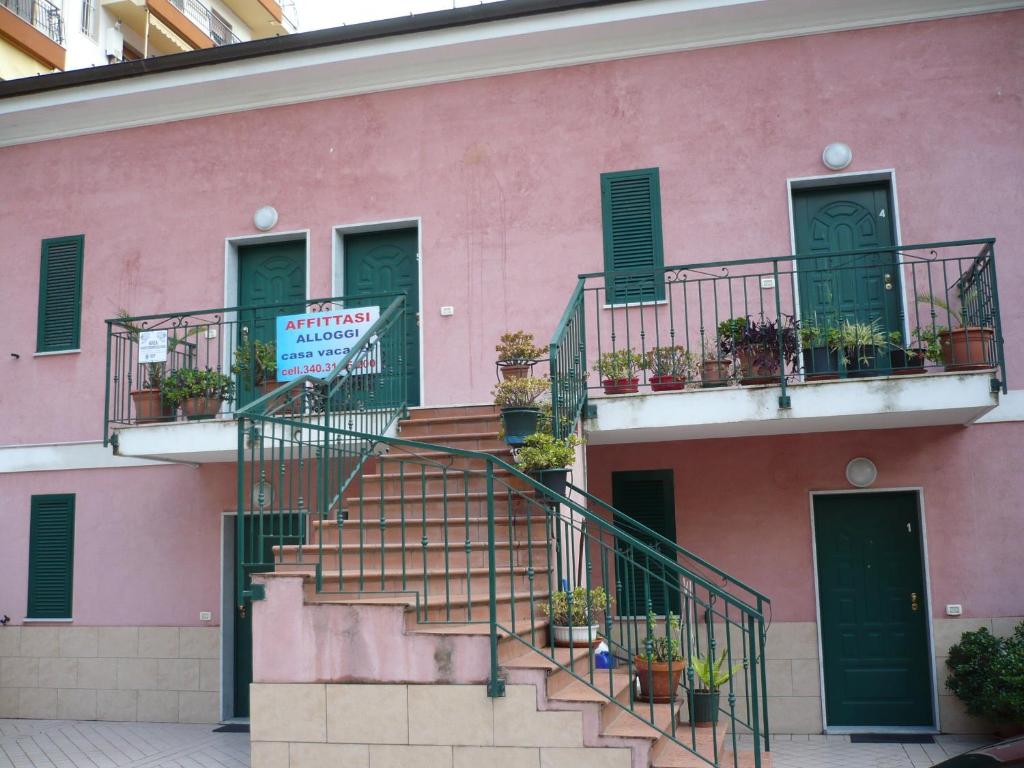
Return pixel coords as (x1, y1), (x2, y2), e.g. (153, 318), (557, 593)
(514, 432), (580, 472)
(161, 367), (234, 406)
(492, 376), (549, 408)
(946, 622), (1024, 724)
(496, 331), (546, 364)
(542, 587), (610, 626)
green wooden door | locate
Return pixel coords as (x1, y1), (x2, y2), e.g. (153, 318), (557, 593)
(344, 229), (420, 406)
(233, 513), (305, 717)
(612, 470), (680, 616)
(814, 492), (934, 727)
(237, 241), (306, 405)
(793, 183), (901, 369)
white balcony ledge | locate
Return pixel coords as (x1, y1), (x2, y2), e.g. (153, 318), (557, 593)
(584, 370), (1000, 445)
(112, 416), (397, 463)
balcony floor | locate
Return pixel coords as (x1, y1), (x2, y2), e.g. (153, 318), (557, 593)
(584, 370), (1000, 445)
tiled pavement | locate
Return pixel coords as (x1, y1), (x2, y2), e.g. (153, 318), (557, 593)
(0, 720), (993, 768)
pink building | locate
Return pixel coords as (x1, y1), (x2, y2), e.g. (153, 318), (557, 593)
(1, 2), (1022, 766)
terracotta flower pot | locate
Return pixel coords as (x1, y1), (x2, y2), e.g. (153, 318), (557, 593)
(649, 374), (686, 392)
(130, 388), (174, 424)
(181, 396), (224, 420)
(940, 327), (995, 371)
(499, 363), (531, 380)
(634, 656), (685, 703)
(701, 360), (731, 388)
(735, 349), (776, 386)
(602, 378), (639, 395)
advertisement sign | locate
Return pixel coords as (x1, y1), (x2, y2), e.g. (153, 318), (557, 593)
(138, 330), (168, 364)
(275, 306), (381, 381)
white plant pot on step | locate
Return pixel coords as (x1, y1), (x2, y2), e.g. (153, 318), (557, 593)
(551, 624), (601, 648)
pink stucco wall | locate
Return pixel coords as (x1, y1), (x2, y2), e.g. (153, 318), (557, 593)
(0, 11), (1021, 446)
(0, 465), (234, 625)
(586, 422), (1024, 623)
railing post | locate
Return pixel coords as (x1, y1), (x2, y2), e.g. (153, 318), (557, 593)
(103, 320), (113, 446)
(748, 612), (763, 768)
(773, 260), (791, 409)
(486, 461), (506, 697)
(757, 600), (770, 754)
(985, 243), (1008, 394)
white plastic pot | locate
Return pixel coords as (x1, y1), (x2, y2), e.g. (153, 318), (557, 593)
(551, 624), (601, 647)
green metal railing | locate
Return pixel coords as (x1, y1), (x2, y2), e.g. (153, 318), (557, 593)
(550, 239), (1006, 420)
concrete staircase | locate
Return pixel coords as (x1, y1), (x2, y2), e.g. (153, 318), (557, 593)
(264, 404), (770, 768)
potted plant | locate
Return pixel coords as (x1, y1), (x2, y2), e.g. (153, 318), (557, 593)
(946, 621), (1024, 735)
(514, 432), (580, 498)
(594, 349), (644, 394)
(232, 339), (278, 395)
(700, 335), (732, 388)
(495, 331), (546, 380)
(131, 363), (175, 423)
(644, 346), (697, 391)
(718, 316), (799, 386)
(917, 292), (996, 371)
(161, 367), (234, 420)
(835, 320), (888, 378)
(542, 586), (610, 647)
(687, 649), (743, 727)
(492, 376), (549, 446)
(799, 319), (840, 381)
(635, 611), (685, 703)
(888, 330), (927, 375)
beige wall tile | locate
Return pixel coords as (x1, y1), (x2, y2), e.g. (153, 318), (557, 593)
(19, 687), (57, 718)
(251, 742), (289, 768)
(39, 658), (78, 688)
(494, 686), (583, 748)
(77, 658), (118, 689)
(767, 696), (823, 734)
(138, 690), (179, 722)
(991, 617), (1023, 638)
(99, 627), (139, 658)
(199, 659), (220, 692)
(19, 627), (59, 658)
(938, 694), (994, 735)
(790, 659), (822, 697)
(118, 658), (160, 690)
(58, 688), (97, 720)
(1, 657), (38, 688)
(97, 689), (137, 721)
(139, 628), (180, 659)
(932, 619), (991, 656)
(0, 688), (19, 717)
(178, 691), (218, 723)
(158, 659), (199, 691)
(765, 623), (819, 660)
(369, 745), (452, 768)
(455, 747), (539, 768)
(326, 684), (407, 745)
(539, 747), (631, 768)
(290, 743), (370, 768)
(0, 628), (20, 657)
(251, 683), (326, 743)
(60, 627), (98, 658)
(409, 685), (493, 746)
(179, 628), (219, 659)
(765, 660), (793, 697)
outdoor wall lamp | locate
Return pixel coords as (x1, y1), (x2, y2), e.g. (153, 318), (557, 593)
(822, 142), (853, 171)
(253, 205), (279, 231)
(845, 457), (878, 488)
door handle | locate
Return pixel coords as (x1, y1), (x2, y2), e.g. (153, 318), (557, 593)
(884, 273), (894, 290)
(237, 603), (247, 619)
(910, 592), (920, 612)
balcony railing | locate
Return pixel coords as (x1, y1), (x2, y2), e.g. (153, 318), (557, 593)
(103, 293), (401, 444)
(168, 0), (241, 45)
(0, 0), (64, 44)
(550, 239), (1005, 437)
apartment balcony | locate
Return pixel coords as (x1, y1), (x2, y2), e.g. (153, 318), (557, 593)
(549, 239), (1006, 444)
(102, 0), (244, 55)
(220, 0), (292, 38)
(0, 0), (65, 72)
(104, 294), (405, 462)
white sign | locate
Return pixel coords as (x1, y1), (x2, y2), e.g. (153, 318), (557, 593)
(276, 306), (381, 381)
(139, 330), (168, 364)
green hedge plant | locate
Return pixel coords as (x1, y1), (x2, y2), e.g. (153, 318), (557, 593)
(946, 622), (1024, 726)
(514, 432), (580, 472)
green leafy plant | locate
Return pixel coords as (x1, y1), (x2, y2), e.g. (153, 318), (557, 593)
(514, 432), (580, 472)
(835, 320), (889, 365)
(912, 326), (944, 363)
(116, 309), (198, 390)
(594, 349), (644, 381)
(160, 367), (234, 407)
(232, 339), (278, 386)
(643, 346), (698, 379)
(496, 331), (546, 364)
(492, 376), (549, 408)
(542, 587), (610, 627)
(692, 649), (744, 692)
(642, 610), (683, 663)
(946, 622), (1024, 724)
(799, 316), (842, 352)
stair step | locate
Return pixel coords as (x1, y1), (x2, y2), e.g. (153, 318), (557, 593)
(501, 644), (592, 672)
(306, 589), (549, 624)
(406, 405), (497, 420)
(400, 415), (502, 436)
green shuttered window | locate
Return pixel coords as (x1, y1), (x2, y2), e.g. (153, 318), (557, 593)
(36, 236), (85, 353)
(27, 494), (75, 619)
(601, 169), (665, 304)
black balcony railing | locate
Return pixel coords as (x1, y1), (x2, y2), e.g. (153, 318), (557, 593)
(0, 0), (64, 45)
(168, 0), (241, 45)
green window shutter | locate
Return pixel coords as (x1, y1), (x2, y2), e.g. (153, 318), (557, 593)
(36, 236), (85, 353)
(27, 494), (75, 619)
(601, 169), (665, 304)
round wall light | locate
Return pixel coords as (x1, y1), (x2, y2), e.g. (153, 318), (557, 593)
(845, 457), (878, 488)
(822, 142), (853, 171)
(253, 205), (279, 231)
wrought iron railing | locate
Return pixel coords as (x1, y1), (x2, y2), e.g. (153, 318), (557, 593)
(102, 293), (401, 443)
(168, 0), (241, 45)
(0, 0), (63, 44)
(551, 239), (1005, 420)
